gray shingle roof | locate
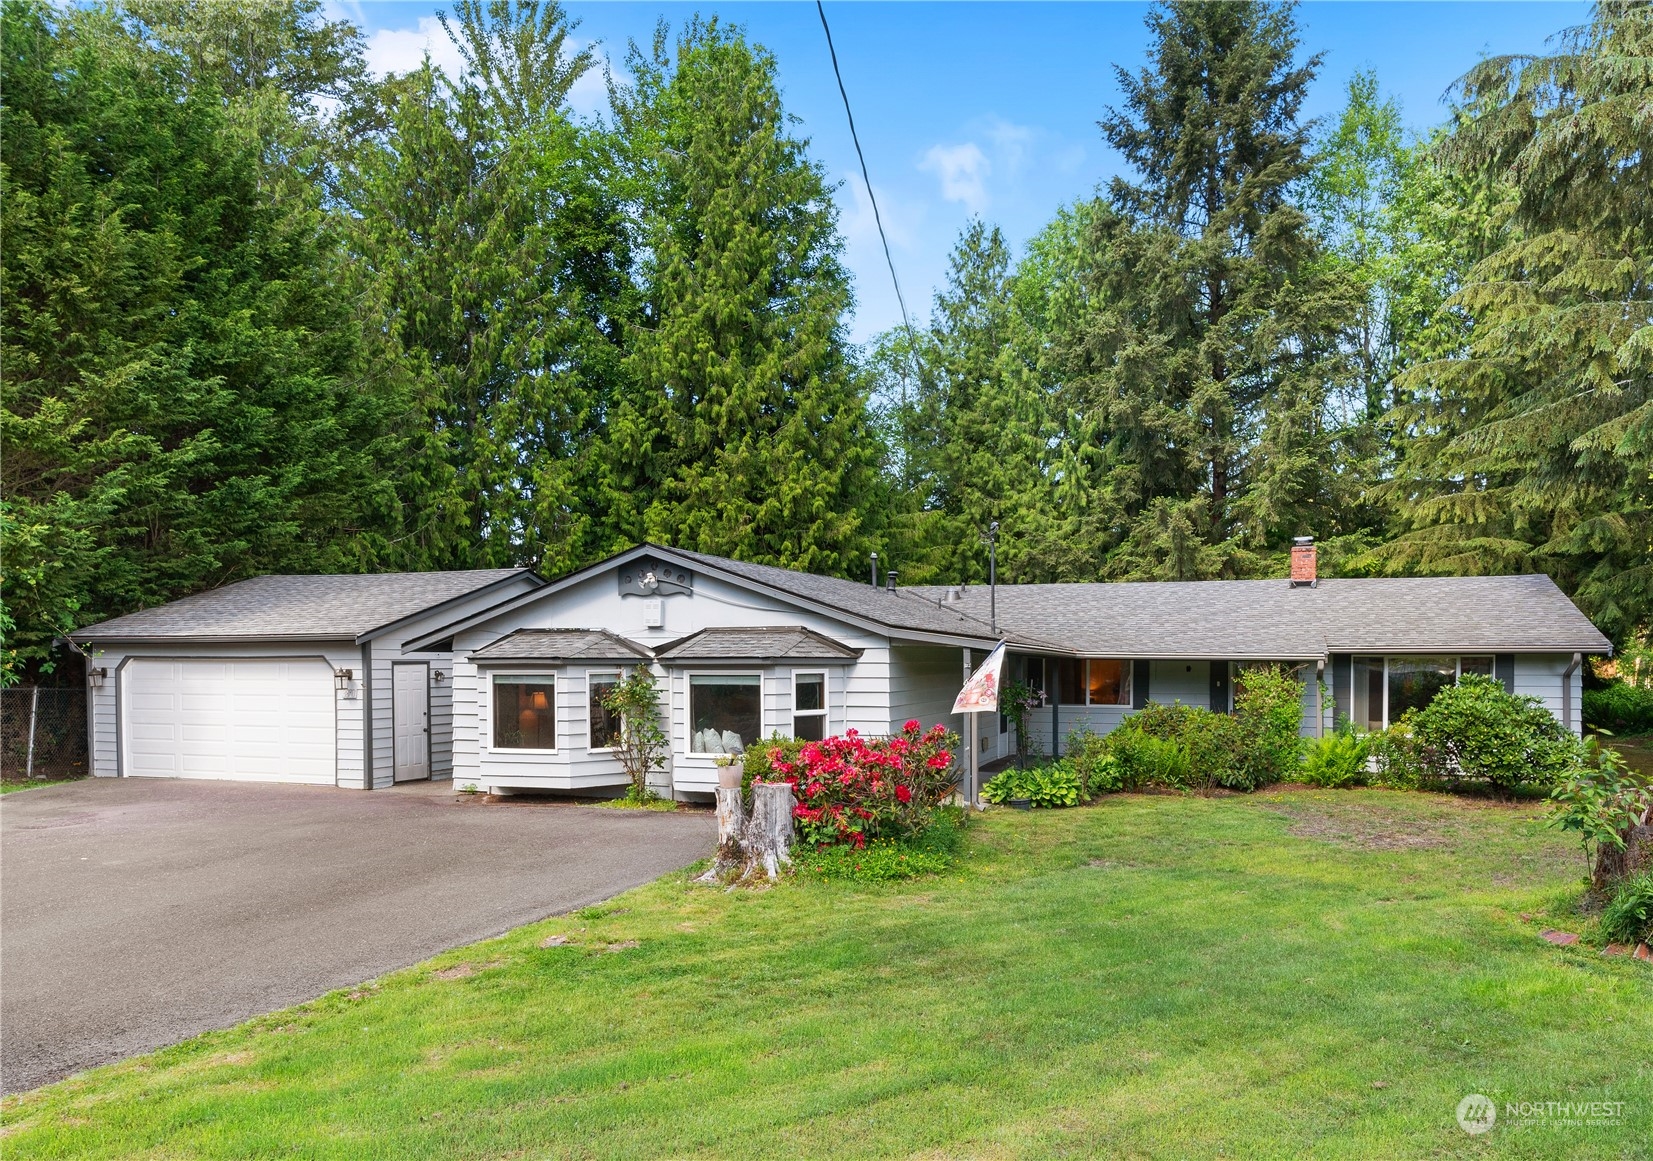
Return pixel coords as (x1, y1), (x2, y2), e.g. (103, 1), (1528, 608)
(903, 573), (1609, 658)
(669, 549), (1011, 644)
(69, 570), (533, 644)
(470, 629), (651, 662)
(653, 626), (862, 662)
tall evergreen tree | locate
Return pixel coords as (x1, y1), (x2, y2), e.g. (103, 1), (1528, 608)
(341, 0), (631, 574)
(1305, 70), (1409, 425)
(0, 1), (396, 680)
(878, 220), (1052, 583)
(605, 18), (879, 575)
(1056, 0), (1357, 579)
(1383, 1), (1652, 642)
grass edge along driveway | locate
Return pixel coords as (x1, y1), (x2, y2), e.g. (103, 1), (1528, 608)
(3, 790), (1649, 1159)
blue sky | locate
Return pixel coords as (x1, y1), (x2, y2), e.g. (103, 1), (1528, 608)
(332, 1), (1587, 342)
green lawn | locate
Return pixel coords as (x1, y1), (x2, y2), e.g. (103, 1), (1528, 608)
(4, 790), (1650, 1159)
(0, 777), (84, 794)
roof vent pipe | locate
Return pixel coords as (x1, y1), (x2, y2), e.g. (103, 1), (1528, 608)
(1289, 536), (1317, 588)
(870, 552), (878, 589)
(886, 570), (898, 593)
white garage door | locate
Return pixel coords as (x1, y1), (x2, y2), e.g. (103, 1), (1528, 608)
(123, 659), (336, 784)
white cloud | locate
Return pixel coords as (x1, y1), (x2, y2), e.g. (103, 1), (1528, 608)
(918, 142), (991, 214)
(363, 15), (466, 80)
(982, 116), (1036, 175)
(839, 170), (920, 252)
(566, 43), (625, 120)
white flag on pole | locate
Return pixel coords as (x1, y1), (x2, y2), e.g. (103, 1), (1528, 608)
(952, 642), (1007, 714)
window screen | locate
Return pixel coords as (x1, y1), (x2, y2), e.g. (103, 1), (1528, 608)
(494, 676), (555, 749)
(1086, 659), (1131, 706)
(588, 674), (621, 750)
(1053, 658), (1086, 705)
(1387, 657), (1457, 722)
(690, 675), (761, 754)
(793, 672), (826, 741)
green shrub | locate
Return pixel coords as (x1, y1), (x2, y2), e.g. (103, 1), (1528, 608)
(791, 805), (964, 882)
(1584, 681), (1653, 735)
(1410, 674), (1580, 793)
(1126, 703), (1239, 790)
(1105, 666), (1305, 792)
(1233, 666), (1308, 789)
(741, 735), (807, 798)
(1106, 726), (1193, 790)
(1368, 722), (1425, 789)
(1066, 727), (1128, 796)
(792, 840), (953, 882)
(1600, 871), (1653, 946)
(981, 761), (1081, 808)
(1545, 738), (1653, 879)
(1300, 728), (1370, 788)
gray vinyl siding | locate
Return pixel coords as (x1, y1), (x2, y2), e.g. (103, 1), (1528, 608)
(363, 574), (540, 788)
(89, 674), (117, 778)
(888, 646), (964, 737)
(1148, 660), (1210, 709)
(453, 568), (891, 797)
(1513, 653), (1583, 734)
(1024, 704), (1133, 754)
(885, 644), (1020, 765)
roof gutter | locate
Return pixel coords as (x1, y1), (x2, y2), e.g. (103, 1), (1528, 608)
(65, 633), (358, 646)
(1562, 652), (1582, 734)
(360, 569), (546, 645)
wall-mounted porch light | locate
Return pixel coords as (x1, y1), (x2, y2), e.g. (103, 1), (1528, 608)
(431, 669), (447, 685)
(335, 668), (354, 691)
(88, 666), (108, 689)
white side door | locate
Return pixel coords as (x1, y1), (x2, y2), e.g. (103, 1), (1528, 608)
(392, 663), (430, 782)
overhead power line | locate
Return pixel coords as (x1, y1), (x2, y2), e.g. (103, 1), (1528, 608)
(815, 0), (921, 383)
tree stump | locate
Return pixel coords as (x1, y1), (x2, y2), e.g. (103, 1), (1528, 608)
(696, 774), (795, 884)
(1593, 819), (1653, 891)
(705, 766), (748, 879)
(715, 767), (746, 845)
(744, 781), (796, 880)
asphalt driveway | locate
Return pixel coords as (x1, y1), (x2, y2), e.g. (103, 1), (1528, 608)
(0, 778), (713, 1094)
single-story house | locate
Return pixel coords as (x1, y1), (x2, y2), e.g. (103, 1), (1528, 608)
(70, 540), (1610, 796)
(68, 569), (542, 787)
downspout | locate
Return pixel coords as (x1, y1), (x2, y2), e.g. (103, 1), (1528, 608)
(1052, 659), (1060, 759)
(361, 640), (374, 790)
(961, 648), (972, 802)
(1315, 659), (1326, 739)
(1562, 652), (1582, 735)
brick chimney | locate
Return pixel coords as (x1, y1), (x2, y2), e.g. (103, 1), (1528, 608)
(1289, 536), (1317, 588)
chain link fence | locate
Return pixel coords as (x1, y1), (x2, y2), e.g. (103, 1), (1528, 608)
(1, 687), (89, 781)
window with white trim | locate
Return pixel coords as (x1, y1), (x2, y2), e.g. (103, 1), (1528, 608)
(1051, 658), (1132, 706)
(588, 672), (621, 751)
(1346, 656), (1500, 731)
(689, 674), (761, 755)
(493, 675), (555, 750)
(792, 672), (827, 741)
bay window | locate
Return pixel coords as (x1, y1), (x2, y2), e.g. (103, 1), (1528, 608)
(690, 674), (761, 755)
(493, 675), (555, 750)
(588, 673), (621, 751)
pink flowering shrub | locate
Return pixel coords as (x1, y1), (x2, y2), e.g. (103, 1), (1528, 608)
(760, 721), (958, 849)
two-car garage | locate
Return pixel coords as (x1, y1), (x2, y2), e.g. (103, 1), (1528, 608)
(121, 658), (337, 784)
(71, 569), (544, 789)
